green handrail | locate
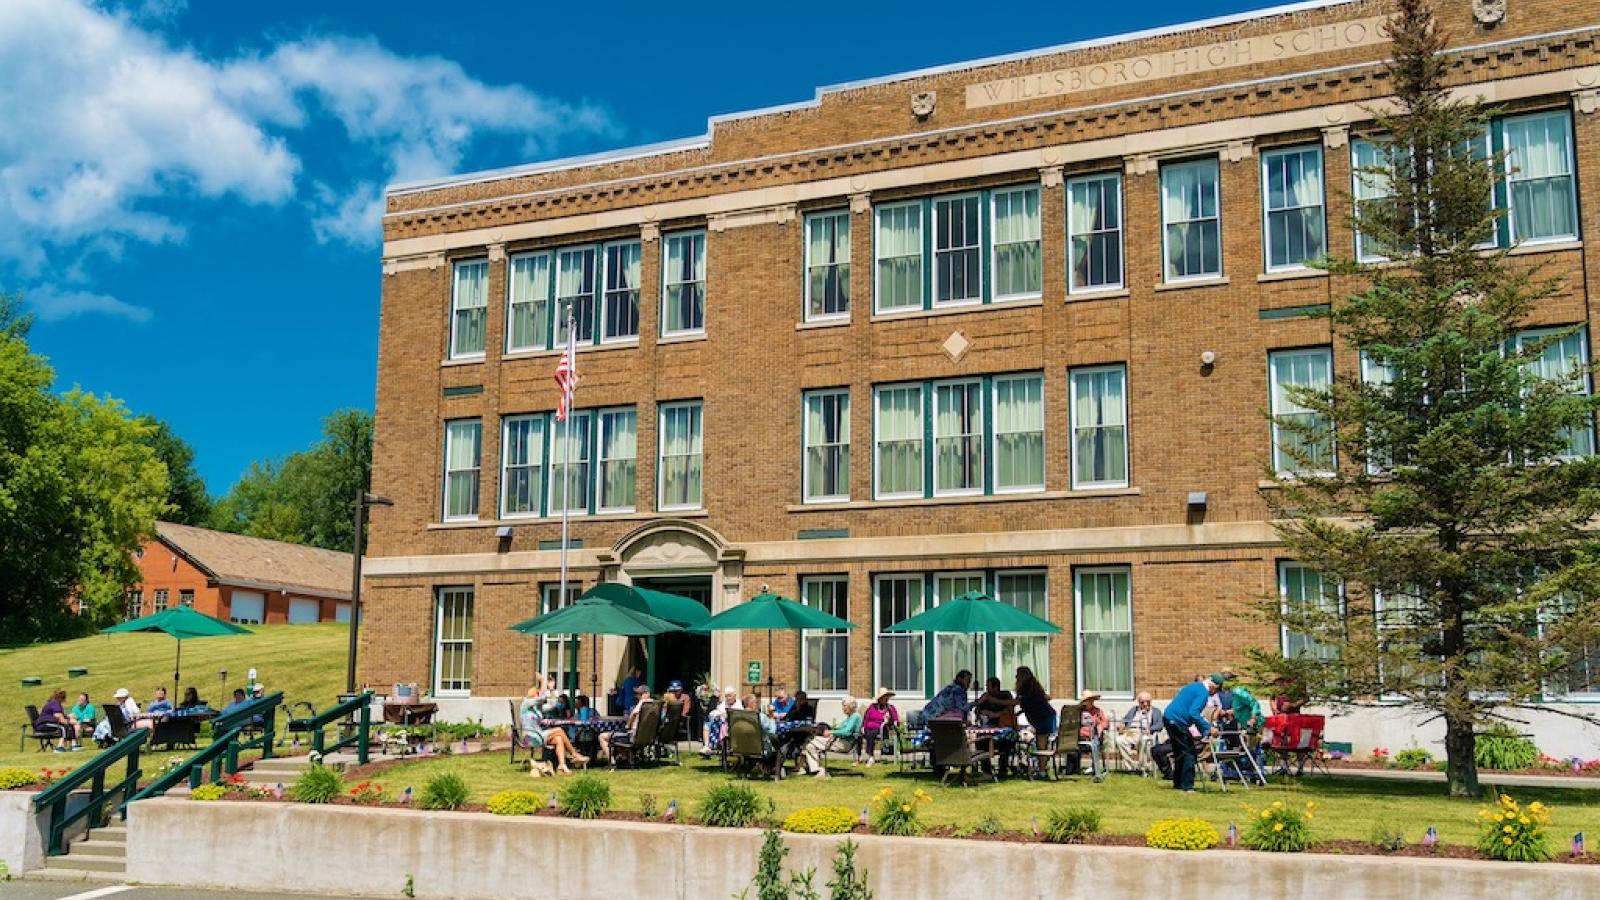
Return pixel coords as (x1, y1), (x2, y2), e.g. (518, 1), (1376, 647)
(127, 725), (244, 805)
(32, 728), (147, 856)
(305, 691), (373, 764)
(214, 691), (283, 772)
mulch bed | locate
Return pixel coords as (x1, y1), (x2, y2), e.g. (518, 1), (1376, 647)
(1326, 760), (1600, 780)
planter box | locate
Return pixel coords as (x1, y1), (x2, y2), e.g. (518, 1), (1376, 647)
(125, 799), (1600, 900)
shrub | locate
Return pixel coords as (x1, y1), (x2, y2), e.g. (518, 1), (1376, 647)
(1476, 794), (1553, 862)
(558, 775), (612, 819)
(290, 765), (344, 804)
(827, 839), (872, 900)
(639, 793), (658, 818)
(784, 806), (857, 835)
(1391, 748), (1433, 771)
(1368, 747), (1390, 765)
(1043, 806), (1102, 844)
(0, 768), (39, 791)
(701, 782), (765, 828)
(1475, 726), (1539, 771)
(418, 772), (470, 811)
(1370, 822), (1408, 853)
(869, 787), (930, 837)
(348, 781), (386, 805)
(188, 784), (226, 801)
(486, 789), (542, 816)
(973, 814), (1002, 836)
(1242, 800), (1316, 852)
(1146, 817), (1220, 851)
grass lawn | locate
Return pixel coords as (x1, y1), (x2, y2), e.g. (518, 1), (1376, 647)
(359, 751), (1600, 848)
(0, 623), (349, 772)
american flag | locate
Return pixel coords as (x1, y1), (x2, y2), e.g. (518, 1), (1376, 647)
(554, 338), (577, 422)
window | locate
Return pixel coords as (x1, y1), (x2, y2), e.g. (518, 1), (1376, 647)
(1503, 111), (1578, 245)
(801, 576), (849, 694)
(1161, 159), (1221, 281)
(442, 419), (482, 520)
(179, 590), (194, 608)
(805, 211), (851, 320)
(434, 587), (474, 697)
(1076, 567), (1132, 698)
(126, 591), (142, 619)
(933, 380), (983, 496)
(1543, 590), (1600, 698)
(597, 408), (638, 512)
(1359, 352), (1396, 474)
(934, 573), (986, 687)
(658, 401), (704, 510)
(549, 409), (593, 516)
(511, 241), (640, 352)
(449, 259), (488, 359)
(995, 570), (1049, 686)
(555, 247), (597, 346)
(1269, 348), (1334, 476)
(154, 588), (169, 612)
(1351, 138), (1397, 263)
(873, 385), (924, 499)
(603, 242), (642, 342)
(1261, 146), (1326, 271)
(1069, 365), (1129, 489)
(992, 375), (1044, 492)
(540, 584), (580, 690)
(1512, 328), (1594, 459)
(662, 231), (706, 336)
(1279, 563), (1341, 660)
(1374, 585), (1442, 694)
(500, 415), (546, 517)
(990, 186), (1041, 299)
(932, 195), (982, 306)
(874, 202), (924, 313)
(803, 389), (850, 503)
(1067, 173), (1123, 292)
(506, 252), (552, 353)
(874, 574), (925, 696)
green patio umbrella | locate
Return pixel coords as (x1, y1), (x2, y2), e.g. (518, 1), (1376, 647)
(579, 582), (710, 628)
(691, 592), (855, 700)
(509, 597), (684, 704)
(884, 590), (1059, 683)
(103, 606), (252, 698)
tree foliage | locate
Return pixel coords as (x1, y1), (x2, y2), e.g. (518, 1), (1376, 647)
(209, 409), (373, 552)
(136, 417), (211, 526)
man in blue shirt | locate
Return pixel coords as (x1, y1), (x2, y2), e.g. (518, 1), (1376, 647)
(618, 667), (645, 714)
(1164, 674), (1224, 792)
(921, 670), (974, 722)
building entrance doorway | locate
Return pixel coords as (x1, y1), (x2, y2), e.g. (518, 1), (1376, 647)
(635, 576), (713, 697)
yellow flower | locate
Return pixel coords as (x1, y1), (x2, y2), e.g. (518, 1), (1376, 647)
(1261, 810), (1272, 820)
(1272, 800), (1284, 808)
(1519, 817), (1529, 825)
(1503, 837), (1513, 846)
(899, 804), (911, 813)
(1503, 826), (1514, 834)
(1273, 823), (1285, 832)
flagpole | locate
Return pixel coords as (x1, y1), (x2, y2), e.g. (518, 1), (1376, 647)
(558, 309), (575, 697)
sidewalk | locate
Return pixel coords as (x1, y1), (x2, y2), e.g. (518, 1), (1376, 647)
(1322, 766), (1600, 790)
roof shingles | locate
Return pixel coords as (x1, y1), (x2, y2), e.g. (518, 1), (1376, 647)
(154, 522), (352, 599)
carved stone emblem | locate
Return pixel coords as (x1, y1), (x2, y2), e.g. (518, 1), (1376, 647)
(941, 330), (971, 363)
(1473, 0), (1505, 26)
(910, 91), (937, 119)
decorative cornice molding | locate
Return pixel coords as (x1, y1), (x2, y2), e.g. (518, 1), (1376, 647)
(486, 242), (505, 262)
(1038, 165), (1065, 188)
(1224, 138), (1254, 163)
(639, 222), (660, 243)
(1124, 154), (1156, 177)
(707, 203), (797, 232)
(849, 191), (872, 214)
(1321, 125), (1350, 149)
(382, 251), (446, 276)
(1576, 88), (1600, 115)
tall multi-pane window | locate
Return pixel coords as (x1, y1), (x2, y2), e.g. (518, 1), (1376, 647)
(992, 375), (1044, 492)
(179, 589), (194, 608)
(1269, 348), (1334, 475)
(597, 409), (638, 512)
(154, 589), (170, 612)
(1069, 365), (1129, 489)
(1503, 111), (1578, 244)
(506, 252), (551, 353)
(126, 591), (143, 619)
(1261, 146), (1326, 271)
(990, 186), (1041, 299)
(442, 419), (482, 521)
(934, 573), (986, 686)
(449, 259), (488, 359)
(801, 576), (849, 694)
(555, 247), (597, 346)
(603, 242), (642, 342)
(1513, 328), (1594, 459)
(434, 587), (474, 697)
(500, 415), (546, 517)
(803, 389), (851, 503)
(540, 584), (580, 690)
(1279, 563), (1341, 660)
(995, 570), (1049, 686)
(874, 202), (924, 313)
(1161, 159), (1222, 281)
(662, 231), (706, 336)
(1350, 138), (1397, 263)
(1067, 173), (1123, 292)
(502, 408), (634, 518)
(1076, 567), (1133, 697)
(933, 380), (983, 496)
(805, 211), (851, 321)
(874, 575), (925, 695)
(1359, 352), (1396, 474)
(932, 195), (982, 306)
(873, 385), (924, 499)
(658, 401), (704, 510)
(548, 410), (593, 516)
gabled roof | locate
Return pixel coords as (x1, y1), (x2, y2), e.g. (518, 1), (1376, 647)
(153, 522), (352, 600)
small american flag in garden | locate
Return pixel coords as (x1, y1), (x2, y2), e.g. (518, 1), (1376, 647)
(553, 340), (577, 422)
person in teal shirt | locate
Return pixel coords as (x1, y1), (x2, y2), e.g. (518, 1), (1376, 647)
(801, 697), (862, 778)
(68, 692), (97, 742)
(1229, 685), (1264, 733)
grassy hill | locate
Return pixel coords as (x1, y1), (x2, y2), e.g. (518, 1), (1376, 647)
(1, 623), (347, 770)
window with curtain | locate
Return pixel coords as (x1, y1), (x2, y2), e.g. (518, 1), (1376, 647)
(540, 584), (580, 690)
(434, 587), (474, 696)
(934, 573), (986, 687)
(934, 380), (984, 496)
(1543, 590), (1600, 698)
(803, 389), (850, 502)
(991, 186), (1041, 299)
(1279, 563), (1341, 660)
(555, 247), (597, 346)
(603, 241), (641, 342)
(154, 589), (169, 612)
(662, 232), (706, 335)
(449, 259), (488, 359)
(1374, 586), (1442, 693)
(658, 401), (704, 509)
(1512, 328), (1594, 459)
(1067, 173), (1123, 292)
(442, 419), (482, 520)
(873, 385), (924, 498)
(548, 409), (593, 515)
(1270, 348), (1334, 475)
(1359, 352), (1396, 474)
(874, 203), (923, 313)
(506, 252), (552, 353)
(1351, 138), (1403, 262)
(1075, 567), (1132, 697)
(1262, 146), (1326, 271)
(995, 570), (1049, 686)
(933, 195), (982, 305)
(993, 374), (1044, 492)
(805, 211), (851, 320)
(597, 408), (638, 511)
(179, 590), (194, 608)
(1504, 111), (1577, 244)
(1069, 365), (1129, 489)
(802, 576), (849, 694)
(500, 414), (546, 517)
(1161, 159), (1221, 281)
(875, 575), (925, 695)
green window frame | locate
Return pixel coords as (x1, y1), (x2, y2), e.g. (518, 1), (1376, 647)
(497, 406), (636, 519)
(873, 373), (1045, 500)
(449, 258), (488, 359)
(507, 240), (641, 353)
(872, 185), (1040, 314)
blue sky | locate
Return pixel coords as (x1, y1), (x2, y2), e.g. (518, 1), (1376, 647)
(4, 0), (1284, 492)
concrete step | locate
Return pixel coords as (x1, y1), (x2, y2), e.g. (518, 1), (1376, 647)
(46, 853), (125, 873)
(92, 825), (127, 839)
(250, 757), (314, 772)
(25, 867), (122, 884)
(70, 839), (126, 858)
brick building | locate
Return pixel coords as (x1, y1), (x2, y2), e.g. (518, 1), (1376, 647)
(131, 522), (352, 626)
(363, 0), (1600, 750)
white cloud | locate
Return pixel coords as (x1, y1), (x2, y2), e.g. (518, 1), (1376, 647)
(28, 285), (153, 323)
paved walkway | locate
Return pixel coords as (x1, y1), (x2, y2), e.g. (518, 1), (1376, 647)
(1322, 766), (1600, 790)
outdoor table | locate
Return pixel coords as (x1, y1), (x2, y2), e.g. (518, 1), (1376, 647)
(540, 717), (626, 756)
(775, 720), (817, 769)
(384, 702), (438, 726)
(967, 725), (1019, 775)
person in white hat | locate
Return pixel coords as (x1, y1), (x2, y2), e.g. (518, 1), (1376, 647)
(859, 687), (899, 766)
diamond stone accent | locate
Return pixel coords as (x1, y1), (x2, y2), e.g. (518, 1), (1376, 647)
(941, 330), (971, 362)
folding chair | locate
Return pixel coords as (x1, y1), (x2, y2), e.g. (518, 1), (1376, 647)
(930, 719), (994, 787)
(1023, 728), (1062, 780)
(22, 706), (55, 751)
(726, 709), (781, 780)
(656, 704), (684, 764)
(507, 700), (527, 766)
(1263, 713), (1328, 777)
(609, 701), (661, 769)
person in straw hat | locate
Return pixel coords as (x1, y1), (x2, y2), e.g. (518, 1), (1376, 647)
(858, 686), (900, 766)
(1075, 689), (1110, 782)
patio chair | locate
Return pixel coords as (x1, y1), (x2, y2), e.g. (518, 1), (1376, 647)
(1023, 728), (1062, 780)
(507, 699), (528, 766)
(1263, 713), (1328, 777)
(609, 701), (660, 769)
(726, 709), (781, 780)
(150, 716), (201, 751)
(657, 704), (684, 764)
(101, 703), (131, 747)
(930, 719), (993, 787)
(22, 705), (55, 751)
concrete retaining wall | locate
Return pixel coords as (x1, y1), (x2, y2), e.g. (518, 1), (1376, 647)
(127, 798), (1600, 900)
(0, 791), (48, 875)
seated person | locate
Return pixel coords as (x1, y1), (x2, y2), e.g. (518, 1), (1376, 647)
(146, 686), (174, 717)
(68, 692), (97, 742)
(220, 688), (249, 716)
(598, 686), (654, 762)
(974, 677), (1017, 728)
(663, 680), (693, 723)
(1116, 691), (1167, 774)
(1066, 690), (1109, 781)
(177, 687), (206, 710)
(769, 690), (795, 721)
(738, 693), (778, 762)
(800, 696), (862, 778)
(572, 694), (597, 723)
(35, 689), (76, 752)
(701, 687), (738, 757)
(921, 670), (973, 722)
(788, 690), (815, 723)
(518, 686), (588, 773)
(859, 687), (900, 766)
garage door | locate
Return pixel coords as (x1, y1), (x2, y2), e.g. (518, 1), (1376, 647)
(334, 603), (352, 624)
(288, 597), (320, 624)
(230, 592), (264, 624)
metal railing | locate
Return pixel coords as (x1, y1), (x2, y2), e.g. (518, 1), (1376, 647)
(32, 728), (147, 855)
(213, 691), (283, 773)
(126, 725), (245, 806)
(301, 691), (373, 764)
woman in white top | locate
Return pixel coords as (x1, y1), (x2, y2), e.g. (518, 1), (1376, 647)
(700, 688), (739, 757)
(518, 686), (588, 774)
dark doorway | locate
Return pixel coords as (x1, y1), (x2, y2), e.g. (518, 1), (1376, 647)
(635, 576), (713, 697)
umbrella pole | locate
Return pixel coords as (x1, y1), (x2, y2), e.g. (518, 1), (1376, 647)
(174, 638), (182, 701)
(766, 630), (774, 702)
(590, 635), (599, 708)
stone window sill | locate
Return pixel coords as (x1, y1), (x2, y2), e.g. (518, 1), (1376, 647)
(1257, 268), (1328, 283)
(796, 317), (851, 331)
(427, 509), (709, 529)
(786, 486), (1139, 512)
(1065, 287), (1130, 303)
(1154, 277), (1231, 293)
(869, 296), (1042, 323)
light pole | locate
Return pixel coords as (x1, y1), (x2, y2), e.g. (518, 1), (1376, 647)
(346, 491), (394, 694)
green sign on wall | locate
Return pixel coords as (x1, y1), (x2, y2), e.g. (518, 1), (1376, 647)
(745, 660), (763, 685)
